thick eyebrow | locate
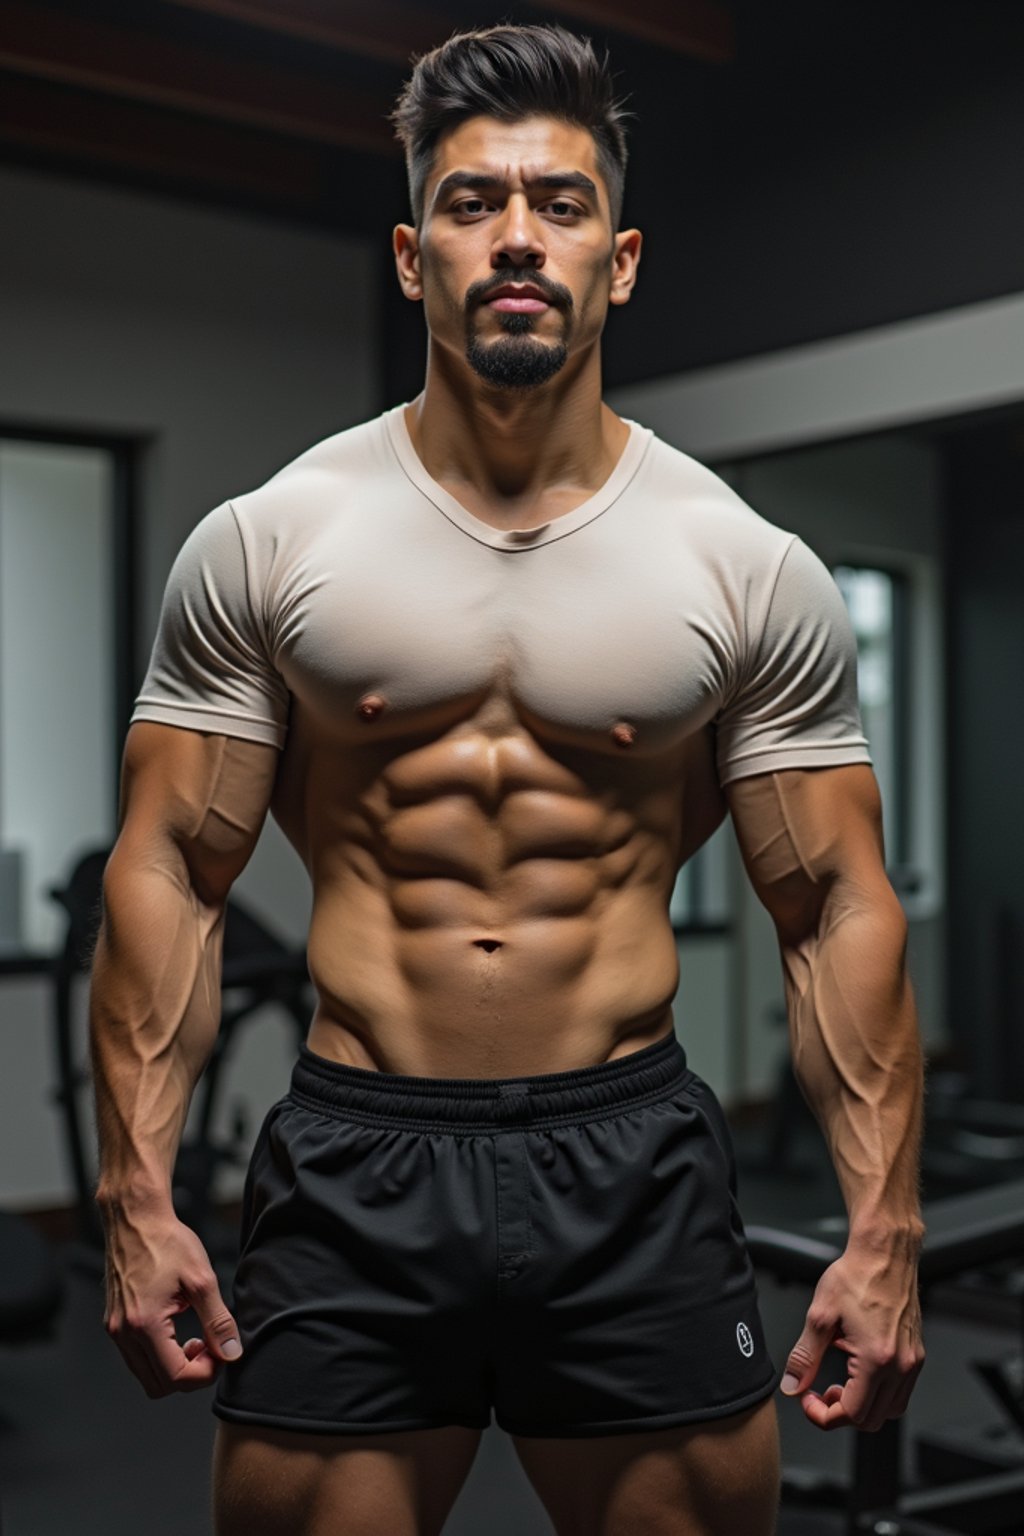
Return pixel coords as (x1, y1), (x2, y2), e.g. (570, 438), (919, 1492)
(432, 170), (599, 208)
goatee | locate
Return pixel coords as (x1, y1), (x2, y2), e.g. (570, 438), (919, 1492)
(465, 305), (570, 391)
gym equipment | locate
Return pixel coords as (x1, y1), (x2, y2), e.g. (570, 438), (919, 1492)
(748, 1177), (1024, 1534)
(48, 847), (312, 1257)
(923, 1072), (1024, 1194)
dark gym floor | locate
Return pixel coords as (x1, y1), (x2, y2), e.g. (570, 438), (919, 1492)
(1, 1118), (1021, 1536)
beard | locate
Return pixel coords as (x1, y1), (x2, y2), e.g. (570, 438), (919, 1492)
(466, 312), (569, 390)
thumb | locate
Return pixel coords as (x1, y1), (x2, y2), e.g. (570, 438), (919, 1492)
(781, 1315), (833, 1396)
(190, 1280), (243, 1362)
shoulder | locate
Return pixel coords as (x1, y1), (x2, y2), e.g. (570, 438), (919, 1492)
(640, 430), (796, 578)
(228, 410), (394, 533)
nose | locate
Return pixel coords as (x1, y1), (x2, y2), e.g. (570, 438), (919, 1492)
(491, 193), (545, 269)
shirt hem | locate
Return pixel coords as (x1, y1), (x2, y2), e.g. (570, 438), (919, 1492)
(718, 742), (873, 784)
(130, 702), (285, 748)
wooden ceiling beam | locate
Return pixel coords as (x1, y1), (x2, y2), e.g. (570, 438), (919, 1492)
(0, 71), (328, 205)
(158, 0), (449, 69)
(0, 1), (399, 154)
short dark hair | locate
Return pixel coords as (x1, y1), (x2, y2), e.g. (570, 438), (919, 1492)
(390, 23), (631, 231)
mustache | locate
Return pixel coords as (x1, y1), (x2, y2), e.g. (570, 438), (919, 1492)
(465, 271), (574, 311)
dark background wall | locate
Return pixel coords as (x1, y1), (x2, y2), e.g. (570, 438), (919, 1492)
(609, 0), (1024, 380)
(385, 0), (1024, 399)
(6, 1), (1023, 401)
(942, 414), (1024, 1097)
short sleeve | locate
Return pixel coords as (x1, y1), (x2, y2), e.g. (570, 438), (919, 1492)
(131, 501), (289, 747)
(714, 535), (872, 786)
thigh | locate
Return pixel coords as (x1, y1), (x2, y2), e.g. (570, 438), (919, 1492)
(511, 1396), (780, 1536)
(213, 1420), (483, 1536)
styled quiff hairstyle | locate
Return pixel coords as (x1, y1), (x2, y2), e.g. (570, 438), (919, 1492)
(390, 24), (630, 231)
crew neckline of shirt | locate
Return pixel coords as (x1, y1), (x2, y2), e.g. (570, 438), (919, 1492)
(384, 401), (653, 551)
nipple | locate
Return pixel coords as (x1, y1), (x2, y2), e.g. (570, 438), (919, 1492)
(611, 721), (637, 748)
(357, 693), (386, 721)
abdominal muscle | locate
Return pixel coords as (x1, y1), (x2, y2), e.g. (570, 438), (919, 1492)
(294, 710), (702, 1080)
(305, 877), (682, 1079)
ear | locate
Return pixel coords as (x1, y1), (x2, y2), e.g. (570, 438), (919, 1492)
(393, 224), (423, 301)
(609, 228), (642, 307)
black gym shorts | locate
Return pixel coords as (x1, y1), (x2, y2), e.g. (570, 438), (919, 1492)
(213, 1029), (780, 1438)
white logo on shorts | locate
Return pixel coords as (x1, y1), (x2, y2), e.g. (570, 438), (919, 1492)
(736, 1321), (754, 1358)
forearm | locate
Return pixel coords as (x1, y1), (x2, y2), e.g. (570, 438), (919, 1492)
(89, 843), (224, 1216)
(780, 888), (925, 1249)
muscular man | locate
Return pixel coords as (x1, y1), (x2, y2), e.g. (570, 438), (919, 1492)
(90, 24), (925, 1536)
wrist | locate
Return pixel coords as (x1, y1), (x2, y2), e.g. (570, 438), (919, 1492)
(95, 1175), (175, 1222)
(847, 1212), (925, 1256)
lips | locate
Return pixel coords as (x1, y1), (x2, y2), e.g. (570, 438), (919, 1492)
(489, 296), (549, 312)
(484, 283), (552, 313)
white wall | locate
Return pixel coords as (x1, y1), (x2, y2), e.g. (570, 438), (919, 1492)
(610, 289), (1024, 462)
(0, 165), (379, 1207)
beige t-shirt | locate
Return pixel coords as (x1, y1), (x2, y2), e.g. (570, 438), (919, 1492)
(132, 405), (872, 786)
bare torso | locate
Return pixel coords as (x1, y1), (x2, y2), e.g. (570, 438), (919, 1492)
(286, 664), (722, 1080)
(273, 449), (726, 1079)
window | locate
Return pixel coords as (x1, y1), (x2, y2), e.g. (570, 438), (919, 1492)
(832, 563), (911, 875)
(670, 822), (731, 933)
(0, 431), (137, 951)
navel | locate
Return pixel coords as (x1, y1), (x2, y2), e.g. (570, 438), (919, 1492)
(472, 939), (504, 953)
(357, 692), (386, 721)
(611, 721), (637, 748)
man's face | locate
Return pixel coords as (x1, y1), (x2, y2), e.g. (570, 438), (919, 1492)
(394, 115), (640, 392)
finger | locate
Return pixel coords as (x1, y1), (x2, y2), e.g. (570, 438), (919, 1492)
(111, 1324), (171, 1399)
(856, 1343), (927, 1432)
(176, 1336), (222, 1390)
(139, 1316), (219, 1394)
(858, 1378), (904, 1433)
(781, 1310), (837, 1398)
(834, 1368), (883, 1432)
(802, 1385), (850, 1431)
(807, 1364), (916, 1434)
(842, 1362), (916, 1434)
(188, 1276), (244, 1364)
(175, 1354), (223, 1392)
(885, 1354), (925, 1420)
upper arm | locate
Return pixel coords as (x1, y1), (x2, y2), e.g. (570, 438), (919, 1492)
(724, 763), (901, 944)
(715, 535), (872, 787)
(130, 500), (289, 749)
(112, 496), (286, 910)
(110, 721), (279, 909)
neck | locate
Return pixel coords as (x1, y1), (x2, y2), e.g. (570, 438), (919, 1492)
(404, 341), (627, 506)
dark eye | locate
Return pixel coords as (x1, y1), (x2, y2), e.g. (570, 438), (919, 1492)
(454, 198), (489, 216)
(546, 201), (579, 218)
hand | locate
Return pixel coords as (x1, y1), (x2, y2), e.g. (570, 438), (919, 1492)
(101, 1204), (243, 1397)
(780, 1242), (925, 1432)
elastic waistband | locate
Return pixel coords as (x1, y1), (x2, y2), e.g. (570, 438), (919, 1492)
(288, 1030), (693, 1132)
